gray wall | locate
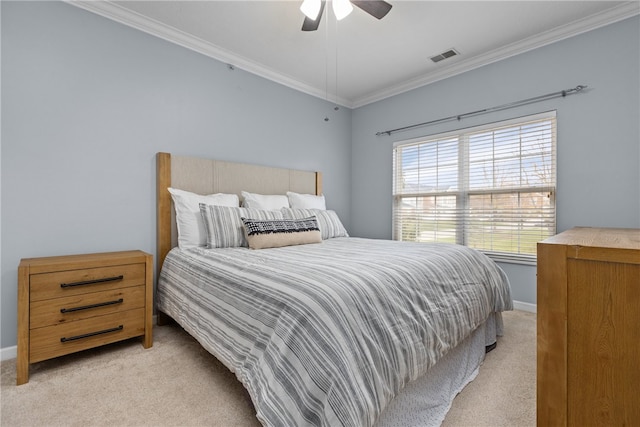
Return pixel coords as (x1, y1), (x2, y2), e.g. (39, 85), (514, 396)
(1, 1), (352, 349)
(2, 1), (639, 350)
(351, 15), (640, 305)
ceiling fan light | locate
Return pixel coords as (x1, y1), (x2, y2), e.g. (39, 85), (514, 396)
(332, 0), (353, 20)
(300, 0), (322, 20)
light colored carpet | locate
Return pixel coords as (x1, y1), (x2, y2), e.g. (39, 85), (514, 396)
(1, 310), (535, 427)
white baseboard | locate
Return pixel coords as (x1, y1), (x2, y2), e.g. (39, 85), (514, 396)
(1, 345), (17, 362)
(513, 300), (537, 313)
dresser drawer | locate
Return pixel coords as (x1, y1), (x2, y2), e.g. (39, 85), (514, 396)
(29, 308), (145, 363)
(30, 286), (146, 329)
(30, 263), (145, 302)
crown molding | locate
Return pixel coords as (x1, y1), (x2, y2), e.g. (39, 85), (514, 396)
(67, 1), (639, 110)
(66, 0), (353, 108)
(352, 1), (640, 108)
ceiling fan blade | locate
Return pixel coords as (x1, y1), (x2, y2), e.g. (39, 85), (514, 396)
(302, 0), (326, 31)
(351, 1), (392, 20)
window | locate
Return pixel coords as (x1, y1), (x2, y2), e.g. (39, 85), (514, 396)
(392, 111), (556, 264)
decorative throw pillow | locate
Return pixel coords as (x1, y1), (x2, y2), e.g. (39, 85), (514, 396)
(241, 217), (322, 249)
(241, 191), (289, 210)
(281, 208), (349, 240)
(199, 204), (284, 248)
(286, 191), (326, 210)
(168, 188), (239, 249)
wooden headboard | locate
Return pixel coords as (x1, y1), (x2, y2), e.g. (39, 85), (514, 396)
(156, 152), (322, 274)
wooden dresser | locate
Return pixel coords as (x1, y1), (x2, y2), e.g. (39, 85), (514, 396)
(537, 227), (640, 426)
(17, 250), (153, 385)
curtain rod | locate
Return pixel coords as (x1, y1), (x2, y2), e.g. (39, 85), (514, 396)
(375, 85), (588, 136)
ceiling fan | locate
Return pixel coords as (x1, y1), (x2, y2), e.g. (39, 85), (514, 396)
(300, 0), (393, 31)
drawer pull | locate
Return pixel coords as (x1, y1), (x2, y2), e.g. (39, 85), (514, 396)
(60, 298), (124, 314)
(60, 275), (124, 288)
(60, 325), (124, 343)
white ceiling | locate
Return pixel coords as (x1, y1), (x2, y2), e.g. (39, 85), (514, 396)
(71, 1), (639, 108)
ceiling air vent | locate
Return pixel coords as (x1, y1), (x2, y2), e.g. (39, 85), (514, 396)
(430, 49), (459, 63)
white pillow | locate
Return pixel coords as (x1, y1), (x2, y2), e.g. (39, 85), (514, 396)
(241, 191), (289, 210)
(168, 188), (239, 249)
(286, 191), (326, 210)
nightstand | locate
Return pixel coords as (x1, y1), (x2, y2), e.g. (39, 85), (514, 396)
(17, 250), (153, 385)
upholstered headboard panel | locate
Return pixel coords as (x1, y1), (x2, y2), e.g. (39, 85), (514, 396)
(156, 152), (322, 273)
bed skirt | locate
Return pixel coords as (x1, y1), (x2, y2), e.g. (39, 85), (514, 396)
(376, 312), (502, 427)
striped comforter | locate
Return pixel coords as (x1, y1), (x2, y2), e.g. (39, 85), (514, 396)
(157, 237), (512, 427)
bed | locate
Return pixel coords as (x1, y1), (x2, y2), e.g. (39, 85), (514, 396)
(155, 152), (513, 427)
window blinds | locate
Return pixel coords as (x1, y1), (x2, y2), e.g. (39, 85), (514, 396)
(393, 111), (556, 264)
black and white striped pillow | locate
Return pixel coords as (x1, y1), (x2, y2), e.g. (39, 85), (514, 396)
(199, 204), (284, 248)
(281, 208), (349, 239)
(241, 216), (322, 249)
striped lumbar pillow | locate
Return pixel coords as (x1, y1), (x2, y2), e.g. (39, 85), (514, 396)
(241, 216), (322, 250)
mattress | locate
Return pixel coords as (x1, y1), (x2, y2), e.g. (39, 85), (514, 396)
(157, 237), (512, 427)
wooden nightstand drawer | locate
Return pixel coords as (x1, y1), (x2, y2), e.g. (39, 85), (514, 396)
(30, 308), (145, 363)
(17, 250), (153, 385)
(30, 286), (146, 329)
(30, 263), (146, 302)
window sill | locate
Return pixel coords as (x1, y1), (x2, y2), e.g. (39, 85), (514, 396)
(482, 251), (537, 266)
